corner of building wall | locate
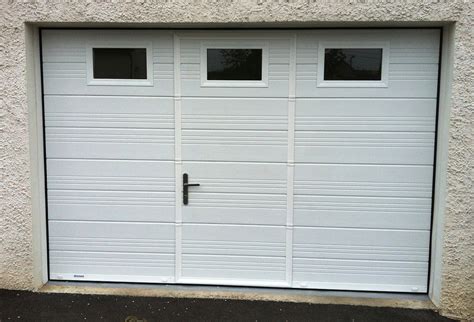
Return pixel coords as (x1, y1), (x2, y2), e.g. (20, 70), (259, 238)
(428, 23), (455, 308)
(25, 23), (48, 290)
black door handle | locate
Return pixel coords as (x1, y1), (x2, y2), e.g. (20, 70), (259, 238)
(183, 173), (200, 205)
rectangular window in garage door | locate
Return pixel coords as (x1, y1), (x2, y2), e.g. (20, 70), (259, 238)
(200, 41), (269, 87)
(317, 41), (389, 87)
(86, 41), (154, 86)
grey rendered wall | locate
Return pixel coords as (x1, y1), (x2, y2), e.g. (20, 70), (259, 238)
(0, 0), (472, 319)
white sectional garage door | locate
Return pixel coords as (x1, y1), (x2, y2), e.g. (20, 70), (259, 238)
(42, 29), (440, 292)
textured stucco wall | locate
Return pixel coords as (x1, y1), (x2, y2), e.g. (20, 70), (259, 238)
(0, 0), (472, 319)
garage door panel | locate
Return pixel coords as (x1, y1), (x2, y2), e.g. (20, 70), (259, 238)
(49, 221), (175, 250)
(48, 190), (174, 222)
(49, 221), (175, 282)
(293, 258), (428, 293)
(44, 96), (174, 129)
(182, 224), (287, 250)
(179, 36), (290, 98)
(183, 162), (287, 190)
(181, 255), (286, 282)
(295, 99), (436, 132)
(183, 193), (286, 225)
(46, 159), (175, 221)
(293, 227), (430, 261)
(45, 128), (174, 160)
(182, 130), (287, 162)
(181, 93), (288, 155)
(295, 131), (434, 164)
(294, 195), (431, 229)
(294, 164), (433, 198)
(293, 163), (432, 229)
(47, 159), (175, 191)
(295, 29), (440, 98)
(48, 203), (174, 222)
(182, 98), (288, 131)
(295, 228), (429, 292)
(182, 162), (287, 225)
(49, 235), (173, 254)
(293, 227), (429, 291)
(42, 30), (174, 96)
(181, 224), (286, 282)
(49, 251), (175, 282)
(182, 207), (286, 226)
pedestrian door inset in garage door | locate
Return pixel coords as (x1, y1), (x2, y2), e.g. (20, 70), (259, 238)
(42, 29), (440, 292)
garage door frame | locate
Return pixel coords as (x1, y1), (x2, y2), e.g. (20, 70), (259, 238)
(31, 26), (444, 295)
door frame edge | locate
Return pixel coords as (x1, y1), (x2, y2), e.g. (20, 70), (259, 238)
(29, 26), (450, 302)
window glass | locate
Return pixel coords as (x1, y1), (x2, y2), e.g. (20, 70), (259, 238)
(93, 48), (147, 79)
(324, 48), (383, 81)
(207, 48), (262, 81)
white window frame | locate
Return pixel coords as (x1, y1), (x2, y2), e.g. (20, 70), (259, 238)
(86, 41), (154, 86)
(200, 41), (269, 88)
(317, 41), (390, 88)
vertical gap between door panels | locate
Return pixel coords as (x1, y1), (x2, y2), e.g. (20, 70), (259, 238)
(173, 33), (183, 283)
(286, 34), (297, 287)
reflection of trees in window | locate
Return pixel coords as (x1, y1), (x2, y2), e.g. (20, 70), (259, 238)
(207, 49), (262, 81)
(324, 48), (382, 81)
(93, 48), (147, 79)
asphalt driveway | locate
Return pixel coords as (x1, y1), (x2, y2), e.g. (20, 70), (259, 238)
(0, 289), (456, 322)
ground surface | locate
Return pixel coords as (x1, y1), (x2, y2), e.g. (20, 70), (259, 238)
(0, 289), (457, 322)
